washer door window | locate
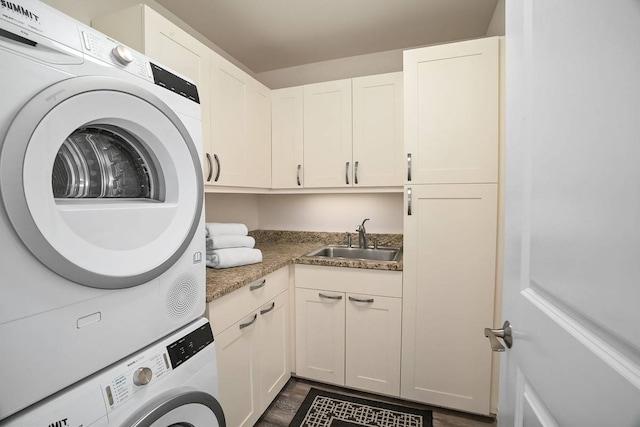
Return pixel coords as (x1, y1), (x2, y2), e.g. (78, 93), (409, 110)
(126, 391), (225, 427)
(0, 76), (203, 289)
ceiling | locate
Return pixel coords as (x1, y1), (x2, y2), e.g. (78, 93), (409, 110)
(155, 0), (500, 73)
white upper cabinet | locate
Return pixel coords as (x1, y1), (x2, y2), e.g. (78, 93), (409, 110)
(92, 5), (212, 182)
(352, 72), (404, 187)
(404, 37), (500, 184)
(210, 55), (272, 188)
(303, 79), (353, 188)
(272, 86), (304, 189)
(277, 73), (403, 189)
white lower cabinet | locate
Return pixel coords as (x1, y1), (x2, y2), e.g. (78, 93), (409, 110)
(208, 268), (290, 427)
(345, 294), (402, 396)
(295, 288), (345, 385)
(294, 265), (402, 396)
(401, 184), (498, 415)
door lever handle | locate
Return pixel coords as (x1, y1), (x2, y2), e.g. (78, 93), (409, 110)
(484, 320), (513, 352)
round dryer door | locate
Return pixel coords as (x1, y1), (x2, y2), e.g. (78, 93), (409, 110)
(0, 76), (203, 289)
(126, 390), (225, 427)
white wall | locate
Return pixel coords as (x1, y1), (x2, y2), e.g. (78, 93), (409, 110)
(205, 194), (260, 230)
(257, 194), (403, 234)
(485, 0), (505, 37)
(255, 49), (404, 90)
(204, 193), (403, 233)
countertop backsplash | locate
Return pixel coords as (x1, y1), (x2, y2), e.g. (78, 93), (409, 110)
(249, 229), (403, 248)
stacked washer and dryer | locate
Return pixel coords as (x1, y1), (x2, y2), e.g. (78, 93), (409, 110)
(0, 0), (225, 425)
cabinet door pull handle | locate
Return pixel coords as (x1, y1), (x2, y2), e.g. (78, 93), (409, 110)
(407, 153), (412, 182)
(319, 293), (343, 300)
(249, 279), (266, 291)
(348, 296), (374, 303)
(205, 153), (213, 182)
(407, 187), (412, 216)
(345, 162), (350, 185)
(213, 154), (221, 182)
(239, 314), (257, 330)
(354, 161), (359, 185)
(260, 302), (276, 315)
(297, 164), (302, 186)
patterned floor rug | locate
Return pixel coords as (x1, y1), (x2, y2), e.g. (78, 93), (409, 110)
(289, 388), (433, 427)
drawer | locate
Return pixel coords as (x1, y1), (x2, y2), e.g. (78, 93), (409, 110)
(208, 266), (289, 335)
(295, 265), (402, 298)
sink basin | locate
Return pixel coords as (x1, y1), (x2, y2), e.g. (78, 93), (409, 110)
(305, 245), (400, 262)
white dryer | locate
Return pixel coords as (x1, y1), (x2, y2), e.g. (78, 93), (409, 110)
(0, 318), (226, 427)
(0, 0), (206, 419)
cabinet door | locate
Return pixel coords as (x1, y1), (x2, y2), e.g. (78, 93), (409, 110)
(210, 55), (271, 188)
(246, 81), (272, 188)
(216, 312), (261, 427)
(210, 54), (250, 187)
(404, 37), (499, 184)
(352, 72), (404, 187)
(258, 291), (291, 408)
(272, 87), (304, 188)
(345, 293), (402, 396)
(295, 288), (345, 385)
(401, 184), (497, 414)
(303, 80), (352, 188)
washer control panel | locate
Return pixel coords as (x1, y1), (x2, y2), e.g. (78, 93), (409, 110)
(101, 320), (214, 411)
(103, 351), (170, 410)
(166, 320), (214, 368)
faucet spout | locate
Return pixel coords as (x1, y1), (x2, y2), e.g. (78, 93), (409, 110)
(356, 218), (370, 249)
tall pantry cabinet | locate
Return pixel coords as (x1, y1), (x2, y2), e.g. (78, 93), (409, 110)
(401, 37), (502, 415)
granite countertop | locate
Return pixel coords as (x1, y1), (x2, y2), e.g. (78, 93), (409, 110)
(205, 230), (403, 303)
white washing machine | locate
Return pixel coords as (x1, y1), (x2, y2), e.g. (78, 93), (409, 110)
(0, 318), (225, 427)
(0, 0), (207, 419)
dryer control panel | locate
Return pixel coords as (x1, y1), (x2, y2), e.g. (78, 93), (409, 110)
(78, 24), (200, 104)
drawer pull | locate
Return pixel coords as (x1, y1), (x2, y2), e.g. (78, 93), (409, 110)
(239, 314), (257, 330)
(319, 293), (343, 300)
(348, 296), (374, 303)
(250, 279), (266, 291)
(260, 302), (276, 315)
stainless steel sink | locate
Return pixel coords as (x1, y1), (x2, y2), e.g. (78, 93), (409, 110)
(305, 245), (401, 262)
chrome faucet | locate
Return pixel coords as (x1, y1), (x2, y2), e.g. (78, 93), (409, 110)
(356, 218), (370, 249)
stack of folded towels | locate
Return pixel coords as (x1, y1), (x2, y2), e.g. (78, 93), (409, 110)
(205, 222), (262, 269)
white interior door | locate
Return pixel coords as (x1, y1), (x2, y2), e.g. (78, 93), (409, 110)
(500, 1), (640, 425)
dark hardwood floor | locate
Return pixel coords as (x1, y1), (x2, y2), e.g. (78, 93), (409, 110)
(255, 377), (497, 427)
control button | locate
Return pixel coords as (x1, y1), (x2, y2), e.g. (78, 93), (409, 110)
(145, 61), (153, 78)
(105, 385), (114, 406)
(112, 45), (133, 65)
(133, 367), (153, 386)
(81, 31), (92, 51)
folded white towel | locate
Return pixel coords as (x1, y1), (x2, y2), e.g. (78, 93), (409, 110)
(206, 235), (255, 251)
(206, 248), (263, 269)
(205, 222), (248, 237)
